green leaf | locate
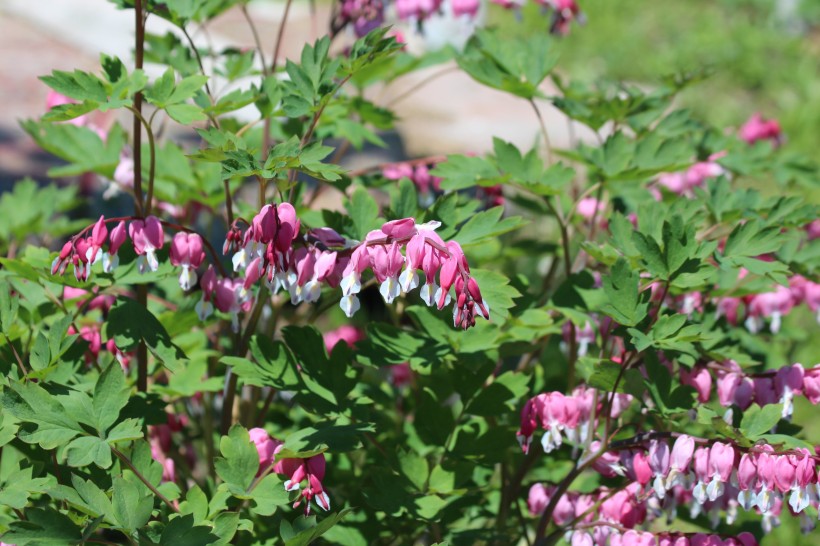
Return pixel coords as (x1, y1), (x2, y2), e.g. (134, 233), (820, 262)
(348, 187), (381, 240)
(112, 476), (154, 532)
(740, 404), (783, 438)
(214, 425), (259, 493)
(238, 335), (302, 390)
(398, 450), (428, 491)
(179, 485), (209, 523)
(166, 103), (208, 124)
(457, 29), (558, 99)
(168, 75), (209, 103)
(145, 67), (176, 106)
(40, 69), (108, 102)
(70, 474), (114, 522)
(455, 207), (528, 246)
(93, 362), (130, 433)
(723, 219), (783, 258)
(1, 507), (82, 544)
(106, 418), (144, 444)
(468, 269), (521, 321)
(465, 371), (528, 416)
(22, 120), (125, 178)
(392, 178), (418, 219)
(283, 422), (375, 453)
(30, 332), (51, 371)
(0, 466), (55, 510)
(248, 473), (291, 516)
(283, 509), (352, 546)
(600, 258), (647, 327)
(0, 281), (19, 333)
(65, 436), (113, 469)
(157, 359), (223, 397)
(160, 514), (218, 545)
(432, 154), (502, 190)
(106, 297), (187, 370)
(1, 382), (83, 449)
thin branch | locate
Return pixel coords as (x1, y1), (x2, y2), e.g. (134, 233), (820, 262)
(132, 0), (145, 217)
(385, 65), (460, 107)
(240, 4), (268, 77)
(2, 333), (28, 375)
(529, 99), (554, 165)
(112, 447), (179, 513)
(181, 25), (213, 98)
(126, 106), (156, 216)
(262, 0), (295, 155)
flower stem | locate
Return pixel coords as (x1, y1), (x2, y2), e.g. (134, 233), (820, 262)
(112, 447), (179, 513)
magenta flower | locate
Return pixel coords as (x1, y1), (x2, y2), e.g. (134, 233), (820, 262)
(372, 242), (405, 304)
(85, 216), (108, 266)
(249, 428), (283, 476)
(274, 453), (330, 515)
(214, 277), (248, 332)
(736, 452), (758, 510)
(128, 216), (164, 274)
(102, 220), (127, 273)
(323, 325), (365, 352)
(527, 483), (551, 515)
(452, 0), (479, 17)
(745, 285), (794, 333)
(681, 365), (712, 403)
(402, 226), (446, 304)
(705, 442), (735, 502)
(169, 232), (205, 291)
(739, 113), (783, 147)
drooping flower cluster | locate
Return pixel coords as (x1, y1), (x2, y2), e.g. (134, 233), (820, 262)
(51, 216), (127, 281)
(516, 387), (633, 454)
(678, 361), (820, 420)
(52, 215), (210, 293)
(656, 152), (727, 197)
(598, 435), (820, 534)
(528, 481), (759, 546)
(249, 428), (331, 515)
(338, 217), (490, 329)
(662, 271), (819, 333)
(383, 161), (442, 207)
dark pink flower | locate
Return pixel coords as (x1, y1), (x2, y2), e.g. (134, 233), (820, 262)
(274, 453), (330, 515)
(323, 325), (365, 352)
(739, 113), (783, 147)
(169, 232), (205, 291)
(128, 216), (164, 273)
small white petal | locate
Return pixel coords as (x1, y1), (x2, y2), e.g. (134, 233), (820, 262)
(340, 273), (361, 296)
(398, 268), (419, 293)
(420, 283), (437, 306)
(146, 249), (159, 272)
(195, 299), (213, 321)
(340, 295), (360, 318)
(770, 312), (782, 333)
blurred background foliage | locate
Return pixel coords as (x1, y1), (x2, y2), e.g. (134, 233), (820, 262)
(497, 0), (820, 199)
